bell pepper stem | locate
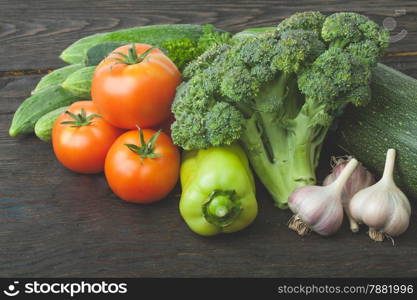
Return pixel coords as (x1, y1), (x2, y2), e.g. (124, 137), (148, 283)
(202, 190), (242, 227)
(214, 206), (228, 218)
(207, 194), (232, 218)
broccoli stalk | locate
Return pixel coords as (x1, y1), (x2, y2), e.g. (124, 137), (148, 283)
(171, 11), (389, 208)
(239, 116), (319, 208)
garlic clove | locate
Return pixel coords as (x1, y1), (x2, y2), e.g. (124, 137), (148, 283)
(348, 215), (360, 233)
(288, 186), (322, 215)
(289, 186), (344, 236)
(352, 185), (392, 229)
(288, 186), (326, 236)
(382, 189), (411, 236)
(288, 159), (358, 236)
(323, 156), (375, 233)
(312, 198), (344, 236)
(348, 149), (411, 242)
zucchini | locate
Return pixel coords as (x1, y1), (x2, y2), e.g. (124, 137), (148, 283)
(61, 66), (96, 99)
(32, 64), (84, 95)
(9, 85), (83, 136)
(336, 63), (417, 198)
(34, 106), (68, 142)
(60, 24), (208, 64)
(84, 42), (128, 66)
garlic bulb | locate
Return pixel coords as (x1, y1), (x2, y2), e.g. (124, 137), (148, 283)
(288, 159), (359, 236)
(323, 157), (375, 232)
(349, 149), (411, 242)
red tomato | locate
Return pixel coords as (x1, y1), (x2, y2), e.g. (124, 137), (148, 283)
(105, 128), (180, 203)
(52, 101), (123, 174)
(91, 43), (181, 129)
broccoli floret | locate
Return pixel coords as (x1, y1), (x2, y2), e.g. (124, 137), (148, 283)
(277, 11), (326, 36)
(171, 12), (389, 208)
(182, 44), (231, 79)
(197, 24), (232, 52)
(273, 30), (326, 73)
(161, 24), (232, 70)
(298, 47), (371, 105)
(161, 38), (200, 71)
(321, 12), (389, 65)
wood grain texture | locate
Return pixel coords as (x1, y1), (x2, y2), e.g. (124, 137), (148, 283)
(0, 0), (416, 71)
(1, 0), (417, 278)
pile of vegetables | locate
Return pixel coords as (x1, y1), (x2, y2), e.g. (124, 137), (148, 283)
(8, 11), (414, 240)
(9, 24), (230, 139)
(171, 11), (389, 208)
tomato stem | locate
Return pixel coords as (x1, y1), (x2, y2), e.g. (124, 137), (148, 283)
(125, 126), (162, 159)
(112, 44), (157, 65)
(61, 109), (101, 127)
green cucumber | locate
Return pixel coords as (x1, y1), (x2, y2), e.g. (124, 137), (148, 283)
(336, 63), (417, 198)
(32, 64), (84, 95)
(9, 85), (83, 136)
(61, 66), (96, 99)
(34, 106), (68, 142)
(60, 24), (208, 64)
(84, 42), (128, 66)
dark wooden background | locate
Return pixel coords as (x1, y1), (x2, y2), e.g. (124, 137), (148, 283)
(1, 0), (416, 277)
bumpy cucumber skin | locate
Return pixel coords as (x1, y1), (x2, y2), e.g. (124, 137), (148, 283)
(337, 63), (417, 199)
(60, 24), (206, 64)
(84, 42), (128, 66)
(32, 64), (84, 95)
(34, 106), (68, 142)
(61, 66), (96, 99)
(9, 85), (83, 136)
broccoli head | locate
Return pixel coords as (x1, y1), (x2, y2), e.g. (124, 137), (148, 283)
(171, 12), (389, 208)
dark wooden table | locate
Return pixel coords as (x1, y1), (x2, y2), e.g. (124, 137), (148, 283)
(1, 0), (416, 278)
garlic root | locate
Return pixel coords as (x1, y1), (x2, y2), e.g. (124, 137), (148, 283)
(288, 215), (311, 236)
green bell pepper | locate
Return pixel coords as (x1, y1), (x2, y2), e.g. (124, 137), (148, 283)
(179, 144), (258, 236)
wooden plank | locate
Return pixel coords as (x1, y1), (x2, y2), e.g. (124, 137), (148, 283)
(0, 0), (416, 71)
(381, 55), (417, 77)
(1, 60), (417, 277)
(0, 74), (42, 115)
